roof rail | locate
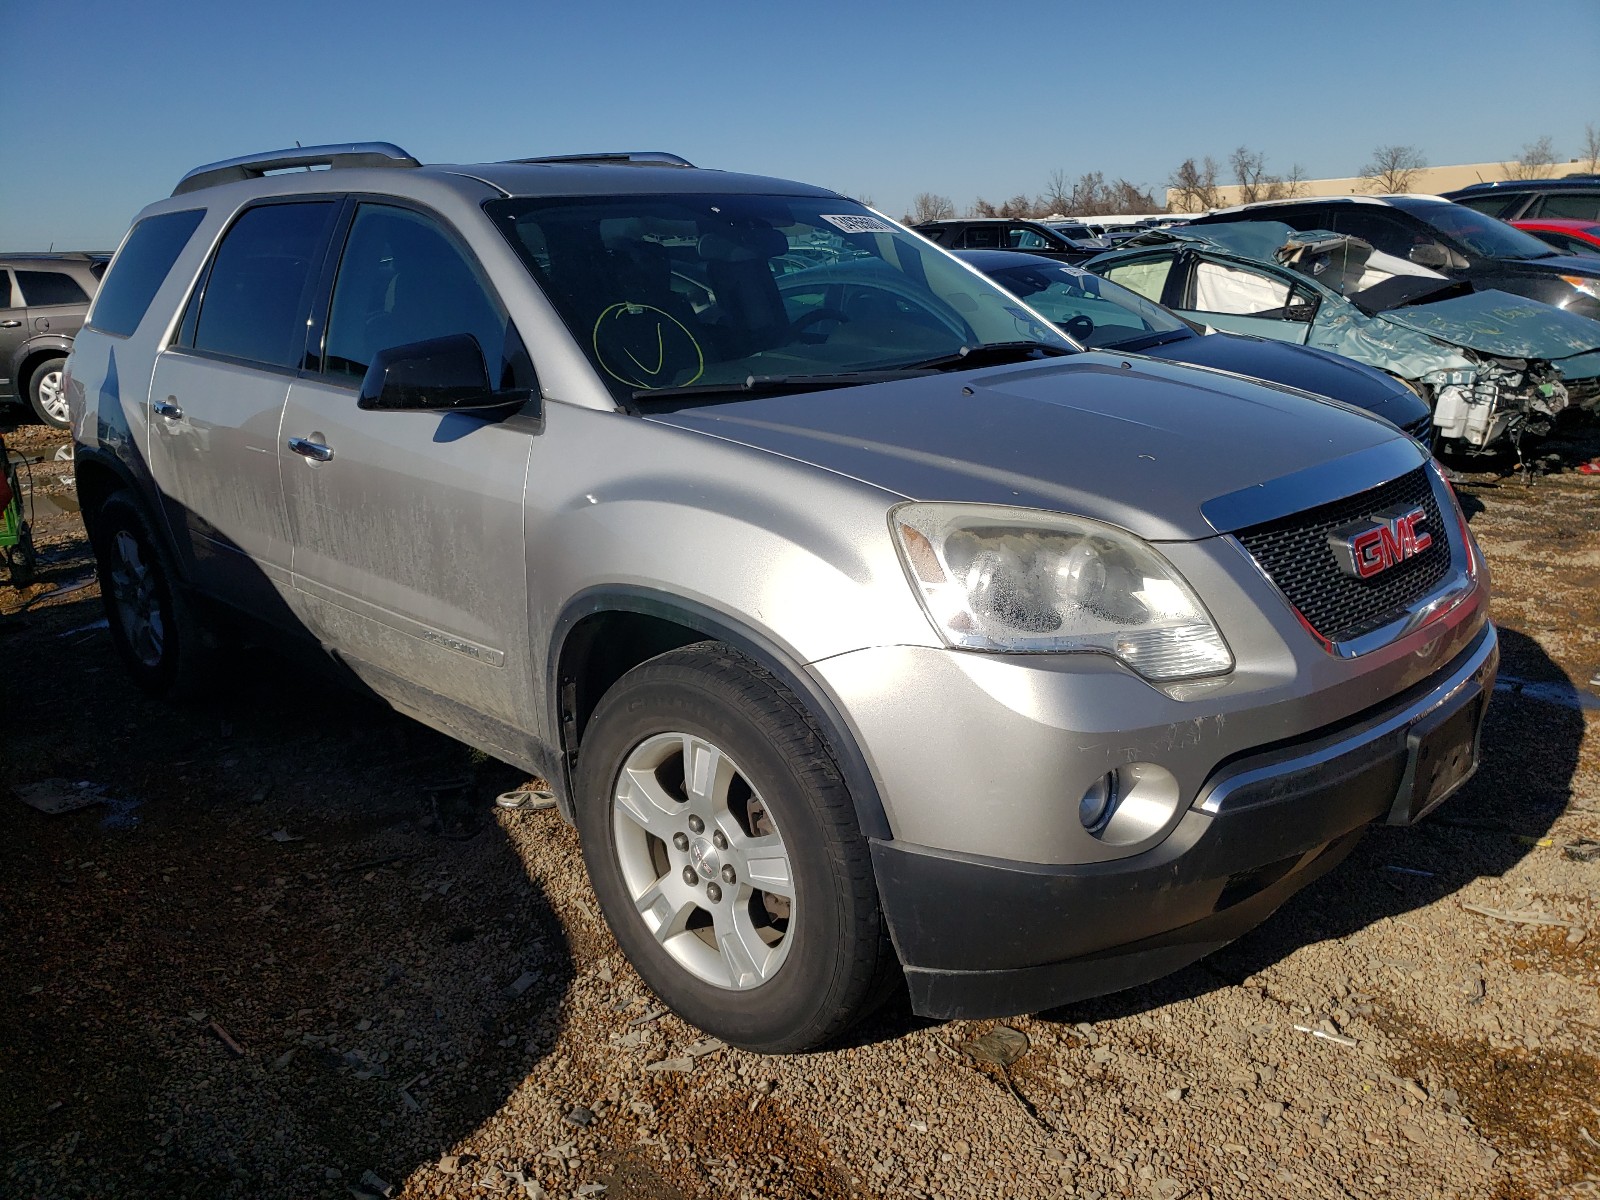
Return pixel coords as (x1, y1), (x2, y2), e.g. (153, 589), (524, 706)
(172, 142), (421, 197)
(509, 151), (696, 169)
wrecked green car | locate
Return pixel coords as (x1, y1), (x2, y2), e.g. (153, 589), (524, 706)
(1086, 221), (1600, 457)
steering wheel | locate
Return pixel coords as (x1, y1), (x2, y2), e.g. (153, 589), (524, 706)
(791, 307), (852, 343)
(1062, 314), (1095, 342)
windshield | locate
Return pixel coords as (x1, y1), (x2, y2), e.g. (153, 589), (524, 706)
(986, 261), (1190, 348)
(488, 195), (1069, 399)
(1394, 198), (1561, 259)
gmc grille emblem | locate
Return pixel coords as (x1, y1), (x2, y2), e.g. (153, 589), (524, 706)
(1329, 507), (1433, 579)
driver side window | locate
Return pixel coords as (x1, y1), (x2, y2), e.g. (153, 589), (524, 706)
(1009, 228), (1050, 250)
(323, 205), (513, 383)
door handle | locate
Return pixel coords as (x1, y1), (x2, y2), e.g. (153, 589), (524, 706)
(0, 320), (20, 328)
(153, 398), (183, 419)
(287, 436), (334, 462)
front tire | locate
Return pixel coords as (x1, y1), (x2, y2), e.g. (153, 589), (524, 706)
(27, 356), (70, 428)
(87, 490), (214, 698)
(575, 643), (895, 1053)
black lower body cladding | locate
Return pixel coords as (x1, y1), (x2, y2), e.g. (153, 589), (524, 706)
(874, 624), (1499, 1020)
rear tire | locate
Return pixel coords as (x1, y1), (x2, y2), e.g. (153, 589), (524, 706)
(575, 642), (896, 1053)
(87, 490), (215, 698)
(27, 356), (70, 428)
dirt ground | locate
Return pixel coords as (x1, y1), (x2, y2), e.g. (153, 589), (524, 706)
(2, 413), (1598, 1200)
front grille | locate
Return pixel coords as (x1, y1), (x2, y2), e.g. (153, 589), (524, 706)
(1403, 415), (1434, 451)
(1236, 467), (1451, 643)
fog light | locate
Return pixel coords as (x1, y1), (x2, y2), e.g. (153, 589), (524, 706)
(1079, 771), (1119, 831)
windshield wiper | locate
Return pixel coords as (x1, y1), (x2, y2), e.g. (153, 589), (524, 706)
(895, 341), (1076, 372)
(1105, 329), (1193, 353)
(631, 370), (928, 402)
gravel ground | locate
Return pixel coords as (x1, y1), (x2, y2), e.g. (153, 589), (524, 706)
(2, 415), (1598, 1200)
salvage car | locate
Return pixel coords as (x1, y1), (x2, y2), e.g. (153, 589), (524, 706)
(1085, 222), (1600, 458)
(67, 143), (1495, 1053)
(1185, 195), (1600, 322)
(958, 248), (1434, 445)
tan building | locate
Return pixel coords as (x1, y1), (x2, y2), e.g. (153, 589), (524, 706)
(1167, 159), (1595, 213)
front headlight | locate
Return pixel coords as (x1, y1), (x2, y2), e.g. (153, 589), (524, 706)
(890, 503), (1234, 681)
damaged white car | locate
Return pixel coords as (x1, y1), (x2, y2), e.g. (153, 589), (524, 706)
(1086, 221), (1600, 459)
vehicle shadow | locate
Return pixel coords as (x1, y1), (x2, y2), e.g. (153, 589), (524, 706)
(0, 530), (575, 1198)
(1030, 624), (1579, 1026)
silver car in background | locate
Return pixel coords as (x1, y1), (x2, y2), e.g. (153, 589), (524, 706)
(65, 145), (1496, 1052)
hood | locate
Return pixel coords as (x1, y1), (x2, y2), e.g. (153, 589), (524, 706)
(1502, 252), (1600, 279)
(1374, 288), (1600, 362)
(1146, 333), (1430, 430)
(643, 352), (1411, 542)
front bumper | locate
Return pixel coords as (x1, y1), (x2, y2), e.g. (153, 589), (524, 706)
(871, 621), (1498, 1020)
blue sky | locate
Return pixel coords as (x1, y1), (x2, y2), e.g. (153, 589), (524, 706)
(4, 0), (1597, 249)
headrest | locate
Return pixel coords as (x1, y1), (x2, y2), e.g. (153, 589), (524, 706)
(698, 225), (788, 263)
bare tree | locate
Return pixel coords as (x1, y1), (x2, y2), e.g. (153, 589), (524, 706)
(998, 194), (1035, 219)
(1042, 168), (1073, 214)
(1167, 157), (1221, 213)
(1360, 145), (1427, 194)
(1502, 135), (1558, 180)
(970, 197), (998, 218)
(1282, 162), (1308, 199)
(909, 192), (955, 223)
(1584, 123), (1600, 174)
(1105, 179), (1161, 214)
(1230, 146), (1270, 204)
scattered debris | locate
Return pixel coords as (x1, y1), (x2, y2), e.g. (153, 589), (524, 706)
(644, 1057), (694, 1074)
(268, 829), (304, 843)
(575, 1185), (607, 1196)
(629, 1007), (667, 1027)
(565, 1105), (595, 1127)
(495, 786), (558, 811)
(685, 1037), (725, 1058)
(356, 1169), (394, 1198)
(398, 1088), (420, 1113)
(1382, 865), (1435, 877)
(1461, 901), (1582, 937)
(436, 1153), (463, 1174)
(958, 1025), (1030, 1068)
(1292, 1025), (1359, 1048)
(209, 1021), (246, 1056)
(15, 778), (108, 816)
(1564, 838), (1600, 864)
(55, 617), (108, 638)
(504, 970), (542, 999)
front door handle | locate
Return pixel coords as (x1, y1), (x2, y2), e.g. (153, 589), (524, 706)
(287, 436), (334, 463)
(153, 398), (183, 419)
(0, 320), (20, 329)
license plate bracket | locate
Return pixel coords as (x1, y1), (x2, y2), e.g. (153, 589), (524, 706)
(1388, 682), (1485, 826)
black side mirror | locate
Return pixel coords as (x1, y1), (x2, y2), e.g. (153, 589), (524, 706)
(1408, 243), (1451, 270)
(357, 334), (530, 413)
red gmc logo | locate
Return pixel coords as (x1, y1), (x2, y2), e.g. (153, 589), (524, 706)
(1329, 507), (1433, 579)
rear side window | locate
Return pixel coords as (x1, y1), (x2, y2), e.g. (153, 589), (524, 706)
(87, 209), (205, 337)
(1451, 194), (1518, 218)
(15, 270), (90, 307)
(192, 202), (337, 369)
(1536, 193), (1600, 222)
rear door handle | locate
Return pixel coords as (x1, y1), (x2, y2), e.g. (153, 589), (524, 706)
(287, 436), (334, 462)
(0, 320), (20, 328)
(153, 398), (183, 419)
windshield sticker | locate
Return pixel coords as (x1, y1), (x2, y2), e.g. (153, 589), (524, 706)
(820, 214), (897, 235)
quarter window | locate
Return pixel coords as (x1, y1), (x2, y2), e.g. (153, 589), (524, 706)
(15, 270), (89, 307)
(192, 202), (336, 368)
(323, 205), (515, 383)
(88, 209), (206, 338)
(0, 272), (15, 310)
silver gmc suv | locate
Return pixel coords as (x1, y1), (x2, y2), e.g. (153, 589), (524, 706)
(65, 144), (1498, 1053)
